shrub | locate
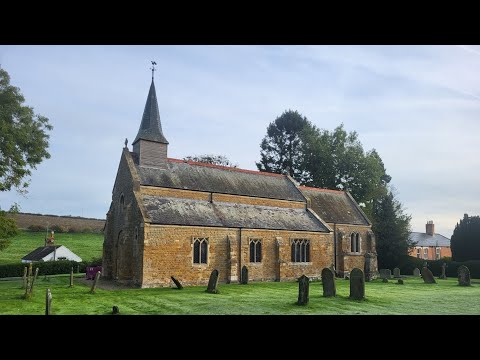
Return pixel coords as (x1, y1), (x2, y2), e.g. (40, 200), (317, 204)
(28, 224), (45, 232)
(81, 227), (92, 233)
(67, 227), (80, 233)
(50, 224), (66, 233)
(398, 256), (480, 279)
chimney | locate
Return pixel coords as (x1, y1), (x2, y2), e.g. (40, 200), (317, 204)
(426, 220), (435, 236)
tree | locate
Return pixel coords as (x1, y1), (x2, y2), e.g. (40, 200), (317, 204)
(0, 66), (52, 251)
(0, 66), (53, 193)
(371, 190), (413, 269)
(184, 154), (237, 168)
(256, 110), (312, 182)
(451, 214), (480, 261)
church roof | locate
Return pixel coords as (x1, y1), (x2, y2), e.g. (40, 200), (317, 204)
(300, 186), (370, 225)
(132, 80), (168, 145)
(409, 232), (450, 247)
(136, 158), (305, 202)
(142, 195), (329, 232)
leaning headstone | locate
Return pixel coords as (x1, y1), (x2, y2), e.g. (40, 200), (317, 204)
(393, 267), (401, 278)
(439, 263), (447, 279)
(297, 275), (309, 305)
(458, 265), (471, 286)
(349, 268), (365, 300)
(413, 268), (420, 277)
(45, 288), (52, 315)
(70, 267), (74, 287)
(206, 269), (219, 294)
(421, 267), (436, 284)
(29, 268), (39, 294)
(112, 306), (120, 315)
(321, 268), (336, 297)
(171, 276), (183, 290)
(382, 278), (388, 283)
(241, 265), (248, 285)
(22, 267), (27, 289)
(397, 279), (404, 285)
(90, 271), (101, 294)
(379, 269), (392, 279)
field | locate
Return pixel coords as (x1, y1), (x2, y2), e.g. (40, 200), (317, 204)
(0, 276), (478, 315)
(0, 231), (104, 264)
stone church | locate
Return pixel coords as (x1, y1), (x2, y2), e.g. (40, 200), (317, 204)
(102, 78), (378, 287)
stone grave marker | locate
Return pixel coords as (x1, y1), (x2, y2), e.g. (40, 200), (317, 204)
(297, 275), (309, 305)
(349, 268), (365, 300)
(413, 268), (420, 277)
(458, 265), (471, 286)
(439, 263), (447, 279)
(112, 306), (120, 315)
(45, 288), (52, 315)
(206, 269), (219, 294)
(171, 276), (183, 289)
(321, 268), (336, 297)
(393, 267), (401, 278)
(379, 269), (391, 279)
(397, 279), (404, 285)
(421, 267), (436, 284)
(241, 265), (248, 285)
(90, 271), (101, 293)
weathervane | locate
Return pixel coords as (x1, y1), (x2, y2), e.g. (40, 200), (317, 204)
(150, 60), (157, 80)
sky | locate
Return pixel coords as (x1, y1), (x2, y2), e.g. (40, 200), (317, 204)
(1, 45), (480, 238)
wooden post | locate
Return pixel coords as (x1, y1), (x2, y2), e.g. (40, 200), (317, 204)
(29, 268), (39, 295)
(70, 267), (74, 287)
(22, 267), (27, 289)
(90, 271), (101, 294)
(45, 288), (52, 315)
(24, 263), (33, 299)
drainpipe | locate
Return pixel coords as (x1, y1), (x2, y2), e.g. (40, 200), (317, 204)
(238, 227), (242, 281)
(333, 223), (337, 271)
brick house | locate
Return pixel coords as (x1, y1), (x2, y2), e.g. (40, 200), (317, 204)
(409, 221), (451, 260)
(102, 78), (378, 287)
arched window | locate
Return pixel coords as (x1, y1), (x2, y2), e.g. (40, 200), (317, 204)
(193, 238), (208, 264)
(120, 194), (125, 208)
(249, 239), (262, 263)
(351, 233), (356, 252)
(291, 239), (310, 262)
(356, 233), (361, 253)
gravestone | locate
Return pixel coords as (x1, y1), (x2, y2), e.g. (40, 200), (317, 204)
(379, 269), (391, 279)
(70, 267), (74, 287)
(439, 263), (447, 279)
(90, 271), (101, 293)
(171, 276), (183, 290)
(206, 269), (219, 294)
(241, 265), (248, 285)
(397, 279), (404, 285)
(349, 268), (365, 300)
(297, 275), (309, 305)
(364, 252), (378, 281)
(112, 306), (120, 315)
(393, 268), (401, 278)
(458, 265), (471, 286)
(413, 268), (420, 277)
(329, 264), (336, 278)
(45, 288), (52, 315)
(382, 278), (388, 283)
(321, 268), (336, 297)
(421, 267), (436, 284)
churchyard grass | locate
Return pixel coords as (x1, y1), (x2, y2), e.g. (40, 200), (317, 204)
(0, 231), (103, 264)
(1, 276), (479, 315)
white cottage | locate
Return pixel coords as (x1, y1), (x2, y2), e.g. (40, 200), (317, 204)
(21, 245), (82, 263)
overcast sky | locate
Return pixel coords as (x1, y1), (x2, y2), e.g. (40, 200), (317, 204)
(1, 45), (479, 238)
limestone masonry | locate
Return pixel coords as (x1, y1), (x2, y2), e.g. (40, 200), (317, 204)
(102, 78), (378, 287)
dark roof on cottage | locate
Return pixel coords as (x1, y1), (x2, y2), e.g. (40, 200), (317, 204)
(409, 232), (450, 247)
(136, 159), (305, 202)
(142, 195), (329, 232)
(299, 186), (370, 225)
(22, 246), (62, 261)
(132, 79), (168, 145)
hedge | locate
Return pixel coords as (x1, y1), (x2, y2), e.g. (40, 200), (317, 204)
(0, 259), (102, 278)
(397, 255), (480, 279)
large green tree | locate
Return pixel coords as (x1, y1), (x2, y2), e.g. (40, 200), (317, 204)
(184, 154), (237, 167)
(371, 190), (413, 269)
(451, 214), (480, 261)
(0, 66), (53, 250)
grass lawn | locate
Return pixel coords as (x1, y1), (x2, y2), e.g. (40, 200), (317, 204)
(0, 231), (103, 265)
(1, 276), (479, 315)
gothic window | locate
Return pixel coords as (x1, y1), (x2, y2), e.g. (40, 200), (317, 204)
(193, 238), (208, 264)
(291, 239), (310, 262)
(350, 233), (361, 253)
(249, 239), (262, 263)
(120, 194), (125, 209)
(356, 233), (361, 253)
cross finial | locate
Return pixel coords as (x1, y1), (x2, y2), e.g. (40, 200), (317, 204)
(150, 60), (157, 80)
(125, 138), (128, 148)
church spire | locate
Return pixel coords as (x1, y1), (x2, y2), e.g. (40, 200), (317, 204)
(132, 63), (168, 145)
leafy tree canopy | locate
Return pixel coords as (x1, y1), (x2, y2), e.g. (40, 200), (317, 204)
(451, 214), (480, 261)
(183, 154), (237, 168)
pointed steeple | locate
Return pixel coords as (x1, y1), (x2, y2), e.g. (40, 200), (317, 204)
(132, 79), (168, 145)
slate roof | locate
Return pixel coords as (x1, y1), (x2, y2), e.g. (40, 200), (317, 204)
(409, 232), (450, 247)
(22, 246), (61, 261)
(299, 186), (370, 225)
(132, 80), (168, 145)
(142, 195), (329, 232)
(137, 159), (305, 202)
